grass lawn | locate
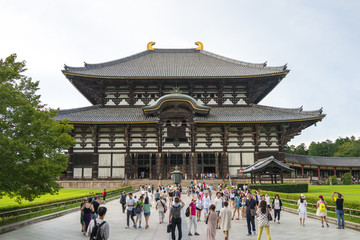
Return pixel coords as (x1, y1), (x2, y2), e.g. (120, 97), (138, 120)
(0, 189), (103, 209)
(304, 185), (360, 203)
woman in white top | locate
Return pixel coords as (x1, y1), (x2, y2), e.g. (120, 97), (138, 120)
(297, 194), (308, 226)
(196, 194), (203, 222)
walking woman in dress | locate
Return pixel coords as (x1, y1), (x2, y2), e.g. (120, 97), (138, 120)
(206, 204), (217, 240)
(256, 200), (271, 240)
(272, 194), (282, 224)
(81, 197), (95, 233)
(316, 195), (329, 227)
(144, 197), (152, 229)
(297, 194), (308, 226)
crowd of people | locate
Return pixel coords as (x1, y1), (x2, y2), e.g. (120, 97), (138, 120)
(77, 184), (346, 240)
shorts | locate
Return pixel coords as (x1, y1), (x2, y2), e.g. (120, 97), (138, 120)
(216, 211), (220, 216)
(242, 204), (246, 209)
(231, 198), (235, 201)
(235, 204), (240, 209)
(144, 212), (151, 216)
(136, 212), (143, 221)
(196, 207), (202, 211)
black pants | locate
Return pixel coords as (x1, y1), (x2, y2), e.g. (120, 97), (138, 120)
(121, 203), (126, 212)
(171, 217), (182, 240)
(246, 215), (255, 234)
(274, 209), (281, 221)
(127, 209), (135, 227)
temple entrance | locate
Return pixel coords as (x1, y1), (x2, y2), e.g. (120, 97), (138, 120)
(138, 167), (149, 179)
(204, 167), (216, 174)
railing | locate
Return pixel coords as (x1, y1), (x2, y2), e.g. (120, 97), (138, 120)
(0, 187), (131, 226)
(279, 197), (360, 221)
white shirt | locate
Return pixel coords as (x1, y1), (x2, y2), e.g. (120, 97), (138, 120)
(196, 199), (203, 209)
(126, 198), (136, 210)
(214, 198), (223, 212)
(297, 199), (307, 213)
(202, 196), (211, 208)
(265, 196), (270, 205)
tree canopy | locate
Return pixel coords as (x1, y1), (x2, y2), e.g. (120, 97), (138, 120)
(286, 136), (360, 157)
(0, 54), (75, 202)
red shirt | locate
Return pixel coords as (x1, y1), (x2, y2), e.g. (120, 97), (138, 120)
(190, 202), (196, 216)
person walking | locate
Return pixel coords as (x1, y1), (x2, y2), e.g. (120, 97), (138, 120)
(196, 194), (203, 222)
(80, 197), (87, 233)
(241, 193), (246, 219)
(206, 204), (217, 240)
(102, 189), (107, 204)
(297, 194), (308, 226)
(120, 191), (127, 213)
(125, 193), (136, 229)
(81, 197), (95, 233)
(272, 194), (282, 224)
(156, 196), (167, 224)
(331, 191), (345, 229)
(202, 192), (211, 221)
(86, 206), (110, 240)
(135, 195), (144, 229)
(169, 197), (185, 240)
(188, 198), (200, 236)
(256, 200), (271, 240)
(218, 201), (232, 240)
(245, 192), (257, 236)
(144, 197), (152, 229)
(214, 192), (223, 228)
(316, 195), (329, 227)
(232, 194), (240, 220)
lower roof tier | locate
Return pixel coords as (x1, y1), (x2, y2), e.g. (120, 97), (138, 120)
(285, 153), (360, 168)
(55, 104), (325, 124)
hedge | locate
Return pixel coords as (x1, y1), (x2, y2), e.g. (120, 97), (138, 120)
(238, 183), (308, 193)
(0, 186), (132, 213)
(262, 190), (360, 216)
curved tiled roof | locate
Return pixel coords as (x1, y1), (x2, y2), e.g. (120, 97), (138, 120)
(55, 104), (324, 124)
(63, 48), (289, 78)
(243, 156), (294, 173)
(284, 153), (360, 168)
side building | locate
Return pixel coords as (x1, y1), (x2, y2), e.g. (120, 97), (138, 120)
(56, 42), (325, 180)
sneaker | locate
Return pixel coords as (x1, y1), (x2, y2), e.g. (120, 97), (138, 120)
(236, 218), (240, 220)
(133, 224), (137, 229)
(188, 233), (193, 236)
(253, 231), (256, 235)
(194, 232), (200, 236)
(138, 226), (142, 229)
(246, 233), (251, 236)
(125, 226), (130, 229)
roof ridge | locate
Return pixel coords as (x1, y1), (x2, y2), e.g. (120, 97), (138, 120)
(58, 105), (101, 114)
(254, 104), (324, 115)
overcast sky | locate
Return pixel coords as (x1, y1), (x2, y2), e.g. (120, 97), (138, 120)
(1, 0), (359, 146)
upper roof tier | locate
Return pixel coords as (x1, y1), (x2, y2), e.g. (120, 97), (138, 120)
(63, 48), (289, 79)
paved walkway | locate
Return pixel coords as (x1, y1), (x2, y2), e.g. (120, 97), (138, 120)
(0, 192), (358, 240)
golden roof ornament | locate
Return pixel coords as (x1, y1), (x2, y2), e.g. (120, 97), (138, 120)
(195, 41), (203, 50)
(147, 41), (155, 50)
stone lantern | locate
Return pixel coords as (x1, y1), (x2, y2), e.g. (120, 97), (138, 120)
(171, 165), (183, 187)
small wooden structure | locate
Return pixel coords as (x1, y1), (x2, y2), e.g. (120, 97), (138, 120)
(243, 156), (294, 184)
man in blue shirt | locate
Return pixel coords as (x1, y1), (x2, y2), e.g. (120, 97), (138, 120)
(245, 192), (257, 236)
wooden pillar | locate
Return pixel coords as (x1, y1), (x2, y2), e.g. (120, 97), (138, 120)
(274, 175), (277, 184)
(301, 165), (304, 177)
(318, 166), (321, 181)
(156, 153), (162, 179)
(334, 167), (337, 177)
(271, 174), (274, 184)
(280, 172), (284, 183)
(190, 152), (195, 178)
(221, 152), (229, 178)
(350, 168), (353, 176)
(259, 173), (262, 184)
(91, 125), (99, 180)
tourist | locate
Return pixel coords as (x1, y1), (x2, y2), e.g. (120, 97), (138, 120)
(93, 196), (101, 219)
(135, 195), (144, 228)
(188, 198), (200, 236)
(256, 200), (271, 240)
(241, 193), (247, 219)
(81, 197), (95, 233)
(169, 188), (174, 207)
(245, 192), (257, 236)
(169, 197), (185, 240)
(230, 190), (235, 207)
(206, 204), (217, 240)
(214, 192), (223, 228)
(297, 194), (308, 226)
(187, 187), (191, 197)
(156, 196), (167, 224)
(331, 191), (345, 229)
(258, 195), (266, 207)
(202, 192), (211, 221)
(155, 189), (161, 202)
(265, 193), (271, 209)
(272, 194), (282, 224)
(218, 201), (232, 240)
(144, 197), (151, 229)
(80, 197), (87, 233)
(316, 195), (329, 227)
(102, 189), (107, 204)
(125, 193), (136, 229)
(87, 206), (109, 240)
(232, 193), (240, 220)
(196, 194), (203, 222)
(120, 191), (127, 213)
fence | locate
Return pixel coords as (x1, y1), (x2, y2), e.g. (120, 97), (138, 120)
(0, 187), (131, 226)
(280, 197), (360, 221)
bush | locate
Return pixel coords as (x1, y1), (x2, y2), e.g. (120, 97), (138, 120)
(342, 173), (352, 185)
(237, 183), (308, 193)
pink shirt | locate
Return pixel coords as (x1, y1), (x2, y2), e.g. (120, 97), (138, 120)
(190, 202), (196, 215)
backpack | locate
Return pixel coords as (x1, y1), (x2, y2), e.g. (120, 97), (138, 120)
(89, 219), (106, 240)
(134, 202), (142, 214)
(155, 192), (160, 200)
(185, 206), (190, 217)
(319, 202), (326, 212)
(172, 205), (181, 218)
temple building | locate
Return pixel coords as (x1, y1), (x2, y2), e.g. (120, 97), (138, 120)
(56, 42), (325, 180)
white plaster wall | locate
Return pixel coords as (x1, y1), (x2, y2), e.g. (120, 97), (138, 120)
(113, 154), (125, 166)
(112, 168), (124, 178)
(98, 168), (111, 178)
(228, 153), (241, 166)
(242, 152), (254, 165)
(99, 154), (111, 166)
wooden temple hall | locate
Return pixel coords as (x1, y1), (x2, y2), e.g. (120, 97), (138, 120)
(56, 42), (325, 180)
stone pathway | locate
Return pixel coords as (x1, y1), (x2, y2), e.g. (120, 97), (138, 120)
(0, 191), (358, 240)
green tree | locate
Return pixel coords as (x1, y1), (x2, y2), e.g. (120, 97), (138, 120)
(0, 54), (75, 202)
(335, 140), (360, 157)
(308, 140), (337, 157)
(341, 172), (352, 185)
